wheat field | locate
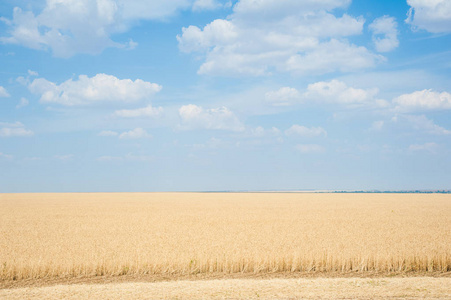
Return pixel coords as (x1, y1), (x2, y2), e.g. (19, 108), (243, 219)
(0, 193), (450, 284)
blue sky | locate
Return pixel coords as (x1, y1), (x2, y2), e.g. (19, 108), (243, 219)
(0, 0), (450, 192)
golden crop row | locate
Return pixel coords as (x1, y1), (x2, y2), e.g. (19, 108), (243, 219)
(1, 193), (450, 281)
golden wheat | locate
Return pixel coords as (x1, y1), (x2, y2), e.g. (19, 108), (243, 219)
(0, 193), (450, 282)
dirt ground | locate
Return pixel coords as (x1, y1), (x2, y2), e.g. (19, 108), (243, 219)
(1, 277), (450, 299)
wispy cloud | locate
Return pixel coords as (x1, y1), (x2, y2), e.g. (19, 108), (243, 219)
(16, 97), (29, 109)
(114, 105), (163, 118)
(409, 142), (439, 154)
(0, 86), (10, 98)
(118, 128), (151, 139)
(0, 121), (33, 137)
(178, 104), (244, 131)
(285, 125), (327, 138)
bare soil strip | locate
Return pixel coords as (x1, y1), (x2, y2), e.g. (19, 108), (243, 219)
(2, 271), (450, 289)
(1, 277), (450, 299)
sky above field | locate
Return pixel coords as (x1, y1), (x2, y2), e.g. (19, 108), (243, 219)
(0, 0), (450, 192)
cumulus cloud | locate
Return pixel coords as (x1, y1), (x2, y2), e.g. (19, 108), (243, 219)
(178, 0), (383, 76)
(119, 128), (151, 139)
(285, 125), (327, 137)
(369, 16), (399, 52)
(0, 121), (33, 137)
(393, 89), (451, 112)
(265, 87), (300, 106)
(28, 73), (162, 106)
(406, 0), (451, 33)
(0, 86), (10, 98)
(0, 0), (193, 57)
(16, 97), (29, 109)
(178, 19), (238, 53)
(114, 105), (163, 118)
(98, 130), (118, 137)
(296, 144), (326, 154)
(179, 104), (244, 131)
(305, 79), (387, 107)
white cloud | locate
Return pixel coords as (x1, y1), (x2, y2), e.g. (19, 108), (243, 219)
(16, 76), (29, 86)
(409, 142), (438, 154)
(265, 87), (300, 106)
(285, 125), (327, 137)
(369, 16), (399, 52)
(114, 105), (163, 118)
(0, 121), (33, 137)
(98, 130), (118, 137)
(178, 0), (383, 76)
(401, 115), (451, 135)
(284, 40), (382, 75)
(296, 144), (326, 154)
(305, 79), (386, 107)
(178, 19), (238, 53)
(119, 128), (151, 139)
(179, 104), (244, 131)
(16, 97), (29, 109)
(29, 73), (162, 106)
(0, 1), (192, 57)
(28, 69), (38, 76)
(406, 0), (451, 33)
(248, 126), (281, 137)
(393, 89), (451, 112)
(0, 86), (10, 97)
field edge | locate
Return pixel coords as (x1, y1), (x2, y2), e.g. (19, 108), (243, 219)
(2, 270), (451, 289)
